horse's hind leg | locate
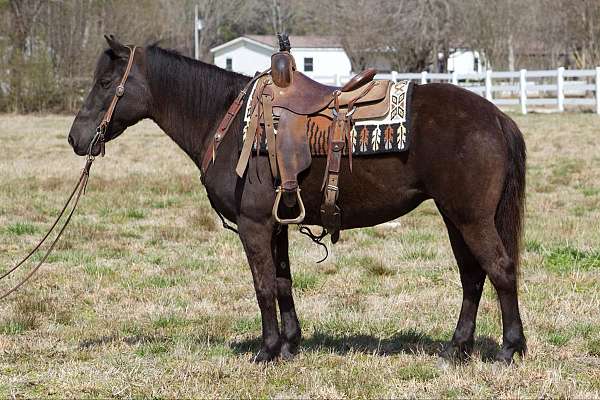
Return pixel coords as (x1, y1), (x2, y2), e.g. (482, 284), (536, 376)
(273, 225), (301, 359)
(457, 221), (526, 363)
(438, 211), (486, 362)
(238, 218), (281, 362)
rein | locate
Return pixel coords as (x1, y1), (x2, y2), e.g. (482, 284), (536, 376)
(0, 46), (137, 300)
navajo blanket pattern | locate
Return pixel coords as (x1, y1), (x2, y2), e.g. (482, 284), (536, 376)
(240, 79), (413, 156)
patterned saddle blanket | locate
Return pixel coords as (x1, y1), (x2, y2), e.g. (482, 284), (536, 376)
(239, 79), (414, 157)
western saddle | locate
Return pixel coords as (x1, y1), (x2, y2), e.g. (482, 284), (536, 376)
(201, 34), (393, 243)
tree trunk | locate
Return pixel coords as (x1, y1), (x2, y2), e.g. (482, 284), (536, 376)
(508, 33), (515, 71)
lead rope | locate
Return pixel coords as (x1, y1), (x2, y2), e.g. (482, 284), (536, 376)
(0, 47), (136, 300)
(0, 156), (94, 300)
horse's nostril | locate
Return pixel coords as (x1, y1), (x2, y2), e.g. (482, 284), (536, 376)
(68, 135), (75, 147)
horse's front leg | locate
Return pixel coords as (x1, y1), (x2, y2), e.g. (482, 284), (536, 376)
(273, 225), (301, 359)
(238, 217), (281, 362)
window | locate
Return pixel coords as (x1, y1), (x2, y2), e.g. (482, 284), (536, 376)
(304, 57), (313, 72)
(473, 57), (479, 72)
(226, 58), (233, 71)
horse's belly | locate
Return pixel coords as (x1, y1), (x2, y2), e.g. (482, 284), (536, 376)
(297, 154), (427, 228)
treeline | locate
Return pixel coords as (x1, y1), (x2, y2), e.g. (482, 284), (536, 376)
(1, 0), (599, 113)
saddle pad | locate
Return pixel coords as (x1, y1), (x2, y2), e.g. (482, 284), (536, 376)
(240, 80), (413, 156)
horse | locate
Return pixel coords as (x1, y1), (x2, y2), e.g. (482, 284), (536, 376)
(68, 36), (527, 363)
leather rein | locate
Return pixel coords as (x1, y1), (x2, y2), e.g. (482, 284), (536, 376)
(0, 46), (137, 300)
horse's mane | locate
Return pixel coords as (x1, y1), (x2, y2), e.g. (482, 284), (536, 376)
(145, 45), (249, 123)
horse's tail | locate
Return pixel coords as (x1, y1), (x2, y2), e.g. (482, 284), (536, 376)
(495, 113), (526, 270)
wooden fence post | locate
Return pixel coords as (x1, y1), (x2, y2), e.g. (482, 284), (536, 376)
(452, 71), (458, 85)
(520, 69), (527, 115)
(485, 69), (493, 101)
(421, 71), (428, 84)
(596, 67), (600, 115)
(557, 67), (565, 112)
(391, 70), (398, 83)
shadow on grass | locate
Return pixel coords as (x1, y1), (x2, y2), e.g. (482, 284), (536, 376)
(230, 329), (500, 361)
(79, 329), (500, 362)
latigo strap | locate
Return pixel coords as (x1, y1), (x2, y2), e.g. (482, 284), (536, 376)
(201, 71), (269, 179)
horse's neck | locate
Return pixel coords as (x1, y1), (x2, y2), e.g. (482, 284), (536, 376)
(147, 58), (247, 167)
(149, 112), (205, 166)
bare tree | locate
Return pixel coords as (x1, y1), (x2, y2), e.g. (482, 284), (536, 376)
(564, 0), (600, 68)
(1, 0), (599, 113)
(194, 0), (258, 62)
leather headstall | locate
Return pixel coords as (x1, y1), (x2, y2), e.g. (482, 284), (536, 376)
(89, 45), (137, 157)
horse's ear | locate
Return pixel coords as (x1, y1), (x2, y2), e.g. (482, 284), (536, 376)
(104, 34), (129, 58)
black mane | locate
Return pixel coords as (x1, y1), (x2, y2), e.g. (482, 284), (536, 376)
(145, 45), (249, 160)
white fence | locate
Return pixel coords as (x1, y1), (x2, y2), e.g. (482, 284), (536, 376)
(312, 67), (600, 115)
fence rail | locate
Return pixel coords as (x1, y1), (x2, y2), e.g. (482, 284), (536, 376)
(311, 67), (600, 115)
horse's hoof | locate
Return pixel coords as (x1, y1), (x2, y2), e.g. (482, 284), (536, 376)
(251, 347), (279, 363)
(440, 342), (472, 363)
(495, 343), (526, 364)
(280, 342), (297, 361)
(494, 347), (515, 364)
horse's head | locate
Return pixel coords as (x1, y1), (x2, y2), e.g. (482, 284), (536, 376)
(68, 35), (150, 156)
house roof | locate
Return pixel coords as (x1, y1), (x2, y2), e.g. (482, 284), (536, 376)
(245, 35), (343, 49)
(210, 35), (344, 53)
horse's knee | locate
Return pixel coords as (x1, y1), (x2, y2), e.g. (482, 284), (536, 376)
(254, 285), (277, 307)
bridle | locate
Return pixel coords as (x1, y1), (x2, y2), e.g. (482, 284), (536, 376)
(0, 45), (137, 300)
(89, 45), (137, 157)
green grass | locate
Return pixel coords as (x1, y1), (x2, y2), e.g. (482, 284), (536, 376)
(547, 330), (571, 347)
(292, 271), (320, 292)
(232, 316), (261, 334)
(137, 275), (182, 289)
(581, 187), (600, 197)
(1, 114), (600, 398)
(0, 320), (31, 335)
(543, 245), (600, 273)
(363, 257), (395, 276)
(396, 363), (439, 381)
(135, 341), (170, 356)
(549, 158), (583, 186)
(5, 222), (37, 235)
(125, 208), (145, 219)
(587, 339), (600, 357)
(83, 261), (114, 273)
(152, 314), (189, 329)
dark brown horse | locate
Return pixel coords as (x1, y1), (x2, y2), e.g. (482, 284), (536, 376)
(68, 36), (527, 363)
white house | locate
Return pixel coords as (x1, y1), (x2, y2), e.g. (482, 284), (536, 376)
(210, 35), (483, 83)
(447, 49), (484, 75)
(210, 35), (352, 82)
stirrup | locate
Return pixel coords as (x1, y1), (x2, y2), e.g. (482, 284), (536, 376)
(272, 187), (306, 225)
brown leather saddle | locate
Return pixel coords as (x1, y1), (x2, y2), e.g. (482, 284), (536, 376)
(201, 34), (393, 242)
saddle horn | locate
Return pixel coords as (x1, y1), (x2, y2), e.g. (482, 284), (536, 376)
(272, 33), (295, 87)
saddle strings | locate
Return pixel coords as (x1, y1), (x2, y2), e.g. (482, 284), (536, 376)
(298, 225), (329, 263)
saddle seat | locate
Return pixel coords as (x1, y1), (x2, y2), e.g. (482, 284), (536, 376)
(265, 69), (391, 120)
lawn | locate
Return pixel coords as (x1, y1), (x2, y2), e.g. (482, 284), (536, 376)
(0, 113), (599, 398)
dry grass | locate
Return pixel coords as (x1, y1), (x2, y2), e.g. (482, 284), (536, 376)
(0, 113), (599, 398)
